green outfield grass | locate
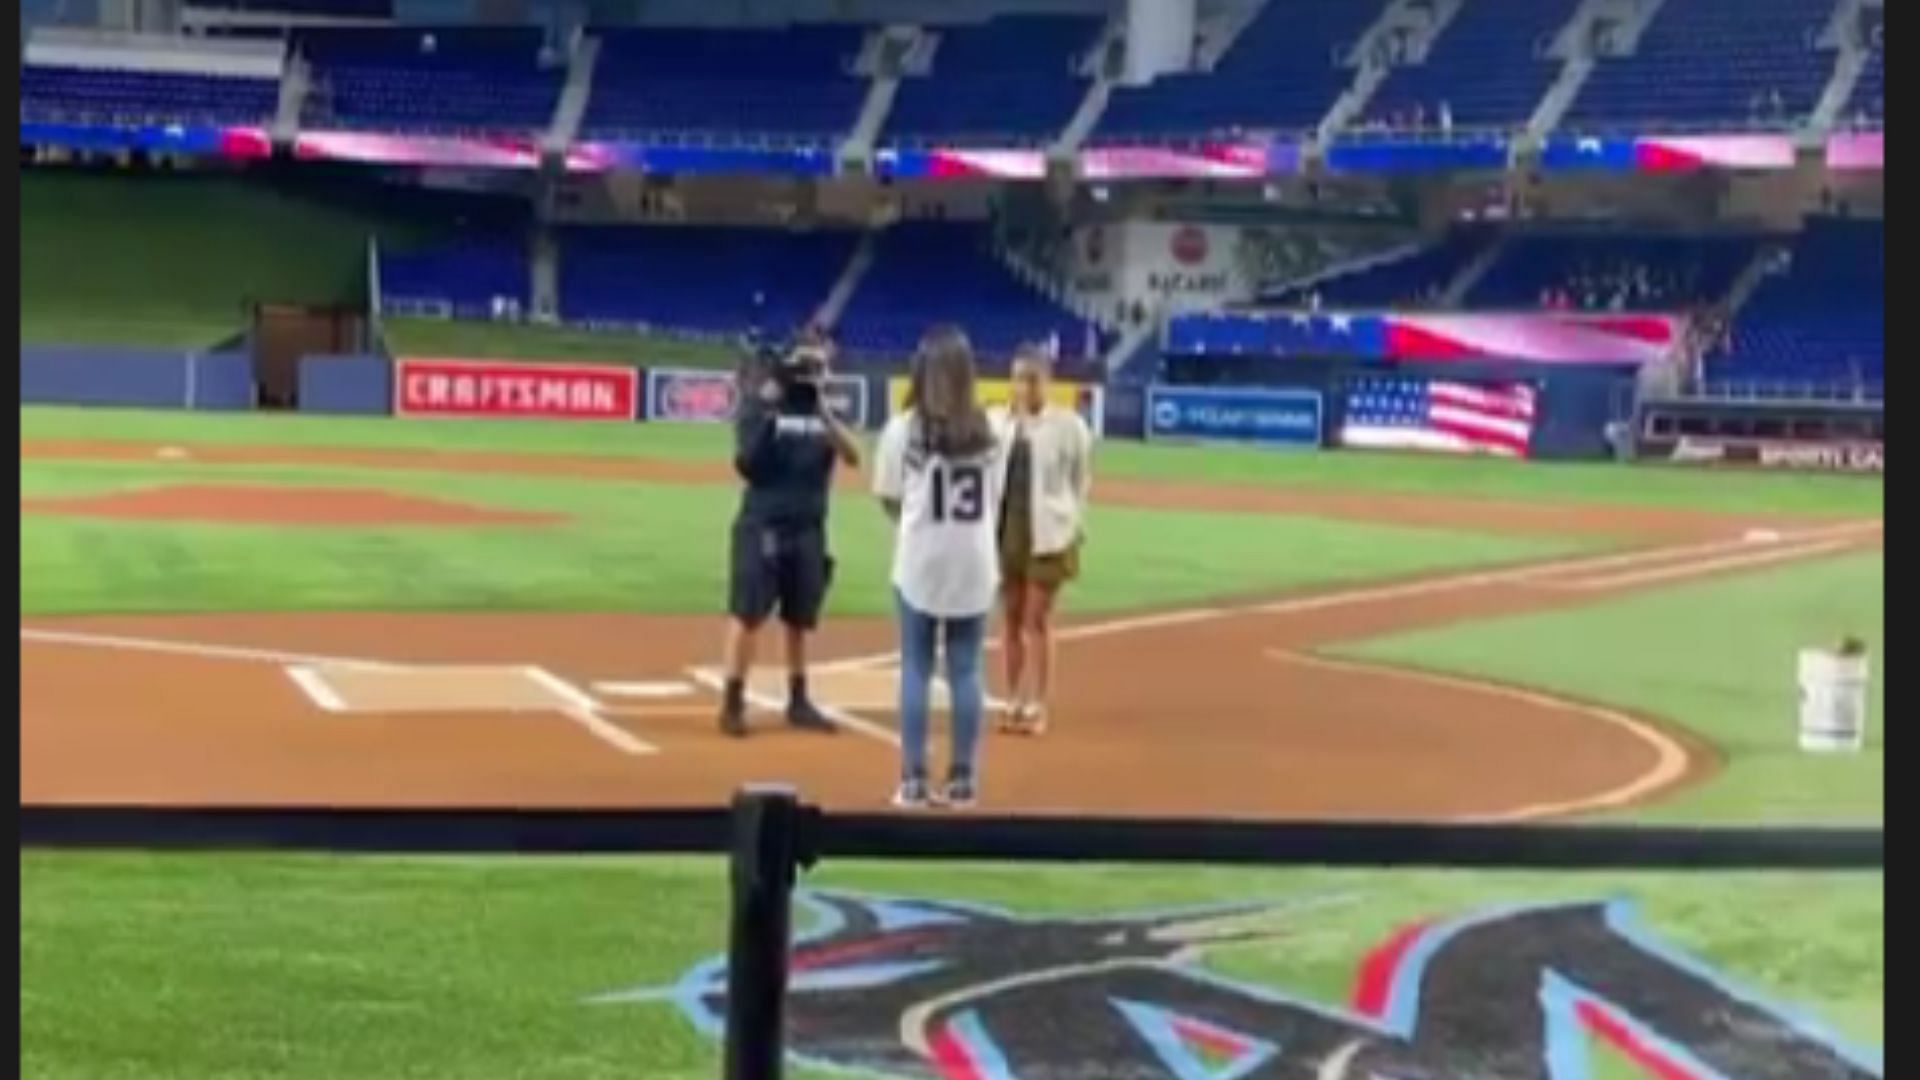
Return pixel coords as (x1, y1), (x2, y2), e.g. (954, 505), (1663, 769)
(19, 406), (1886, 517)
(1333, 551), (1885, 826)
(381, 317), (738, 368)
(19, 852), (1882, 1080)
(19, 455), (1582, 617)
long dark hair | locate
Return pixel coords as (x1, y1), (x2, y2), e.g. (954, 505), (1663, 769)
(905, 324), (994, 458)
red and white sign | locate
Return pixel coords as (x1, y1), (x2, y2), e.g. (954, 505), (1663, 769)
(394, 357), (639, 420)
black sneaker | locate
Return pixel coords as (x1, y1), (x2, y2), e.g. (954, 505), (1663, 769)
(717, 702), (748, 739)
(892, 775), (931, 809)
(786, 699), (838, 734)
(943, 770), (977, 810)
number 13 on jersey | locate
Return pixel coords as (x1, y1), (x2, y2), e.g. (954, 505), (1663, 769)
(929, 462), (986, 524)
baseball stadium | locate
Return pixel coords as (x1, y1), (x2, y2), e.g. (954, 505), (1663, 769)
(18, 0), (1884, 1077)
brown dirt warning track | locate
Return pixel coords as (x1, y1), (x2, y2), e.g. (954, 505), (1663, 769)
(18, 439), (1885, 821)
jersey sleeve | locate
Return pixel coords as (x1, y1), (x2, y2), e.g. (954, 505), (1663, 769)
(872, 415), (909, 500)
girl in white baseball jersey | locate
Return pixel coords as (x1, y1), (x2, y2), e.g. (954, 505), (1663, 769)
(995, 346), (1093, 736)
(873, 326), (1005, 809)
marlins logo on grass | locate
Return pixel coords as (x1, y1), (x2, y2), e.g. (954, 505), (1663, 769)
(590, 890), (1881, 1079)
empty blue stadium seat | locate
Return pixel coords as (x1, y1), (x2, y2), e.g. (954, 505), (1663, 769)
(22, 64), (280, 125)
(557, 225), (855, 336)
(835, 222), (1091, 359)
(1563, 0), (1835, 131)
(1365, 0), (1581, 129)
(882, 16), (1102, 145)
(380, 236), (530, 319)
(1098, 0), (1382, 140)
(300, 26), (563, 133)
(1468, 233), (1758, 310)
(1707, 218), (1883, 390)
(581, 26), (866, 142)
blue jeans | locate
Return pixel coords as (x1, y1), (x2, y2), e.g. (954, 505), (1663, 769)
(895, 590), (987, 782)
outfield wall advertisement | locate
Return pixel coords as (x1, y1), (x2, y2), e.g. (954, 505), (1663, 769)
(1654, 435), (1885, 474)
(393, 357), (639, 420)
(647, 367), (870, 428)
(1144, 385), (1323, 449)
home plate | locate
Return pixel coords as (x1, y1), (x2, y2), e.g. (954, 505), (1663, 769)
(1743, 528), (1784, 543)
(592, 680), (695, 699)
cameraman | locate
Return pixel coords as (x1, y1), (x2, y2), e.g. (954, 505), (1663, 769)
(716, 335), (862, 738)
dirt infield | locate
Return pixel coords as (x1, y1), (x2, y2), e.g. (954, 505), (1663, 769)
(18, 440), (1885, 821)
(21, 483), (565, 526)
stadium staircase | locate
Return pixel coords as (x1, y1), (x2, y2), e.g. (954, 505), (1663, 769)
(1313, 0), (1462, 151)
(1807, 0), (1877, 134)
(272, 51), (309, 144)
(838, 27), (919, 170)
(1439, 235), (1507, 307)
(1051, 22), (1125, 160)
(542, 33), (598, 156)
(1523, 0), (1673, 145)
(815, 232), (878, 330)
(530, 226), (559, 323)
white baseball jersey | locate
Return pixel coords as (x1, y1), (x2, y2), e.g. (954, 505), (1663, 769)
(873, 410), (1007, 619)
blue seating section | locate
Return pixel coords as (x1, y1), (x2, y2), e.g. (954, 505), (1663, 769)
(1276, 230), (1492, 308)
(582, 26), (865, 141)
(1365, 0), (1582, 128)
(1098, 0), (1382, 140)
(300, 27), (562, 133)
(557, 226), (854, 336)
(836, 223), (1088, 359)
(1563, 0), (1835, 131)
(1708, 218), (1883, 389)
(380, 237), (530, 319)
(22, 64), (279, 125)
(883, 16), (1102, 145)
(1468, 234), (1757, 310)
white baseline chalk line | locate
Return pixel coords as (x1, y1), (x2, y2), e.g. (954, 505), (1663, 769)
(811, 519), (1884, 675)
(20, 627), (399, 670)
(685, 666), (901, 748)
(524, 666), (657, 756)
(1549, 538), (1856, 591)
(284, 665), (347, 713)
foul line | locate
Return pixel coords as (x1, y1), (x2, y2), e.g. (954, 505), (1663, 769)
(1548, 538), (1855, 591)
(1266, 651), (1694, 823)
(813, 520), (1882, 676)
(524, 666), (657, 757)
(20, 627), (399, 670)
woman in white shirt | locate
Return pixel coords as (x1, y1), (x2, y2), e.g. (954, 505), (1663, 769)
(872, 326), (1005, 809)
(995, 346), (1093, 736)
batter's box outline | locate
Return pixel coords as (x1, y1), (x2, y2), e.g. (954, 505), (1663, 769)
(284, 662), (657, 756)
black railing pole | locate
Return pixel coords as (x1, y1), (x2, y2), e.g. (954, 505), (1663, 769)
(723, 785), (807, 1080)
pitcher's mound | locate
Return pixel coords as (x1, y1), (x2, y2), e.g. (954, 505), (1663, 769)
(21, 484), (565, 527)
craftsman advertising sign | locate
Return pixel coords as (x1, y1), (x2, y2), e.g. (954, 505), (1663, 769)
(393, 357), (639, 420)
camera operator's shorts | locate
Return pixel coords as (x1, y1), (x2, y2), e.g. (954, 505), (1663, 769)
(728, 519), (834, 631)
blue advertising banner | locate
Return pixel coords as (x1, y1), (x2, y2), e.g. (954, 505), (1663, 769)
(1145, 385), (1323, 449)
